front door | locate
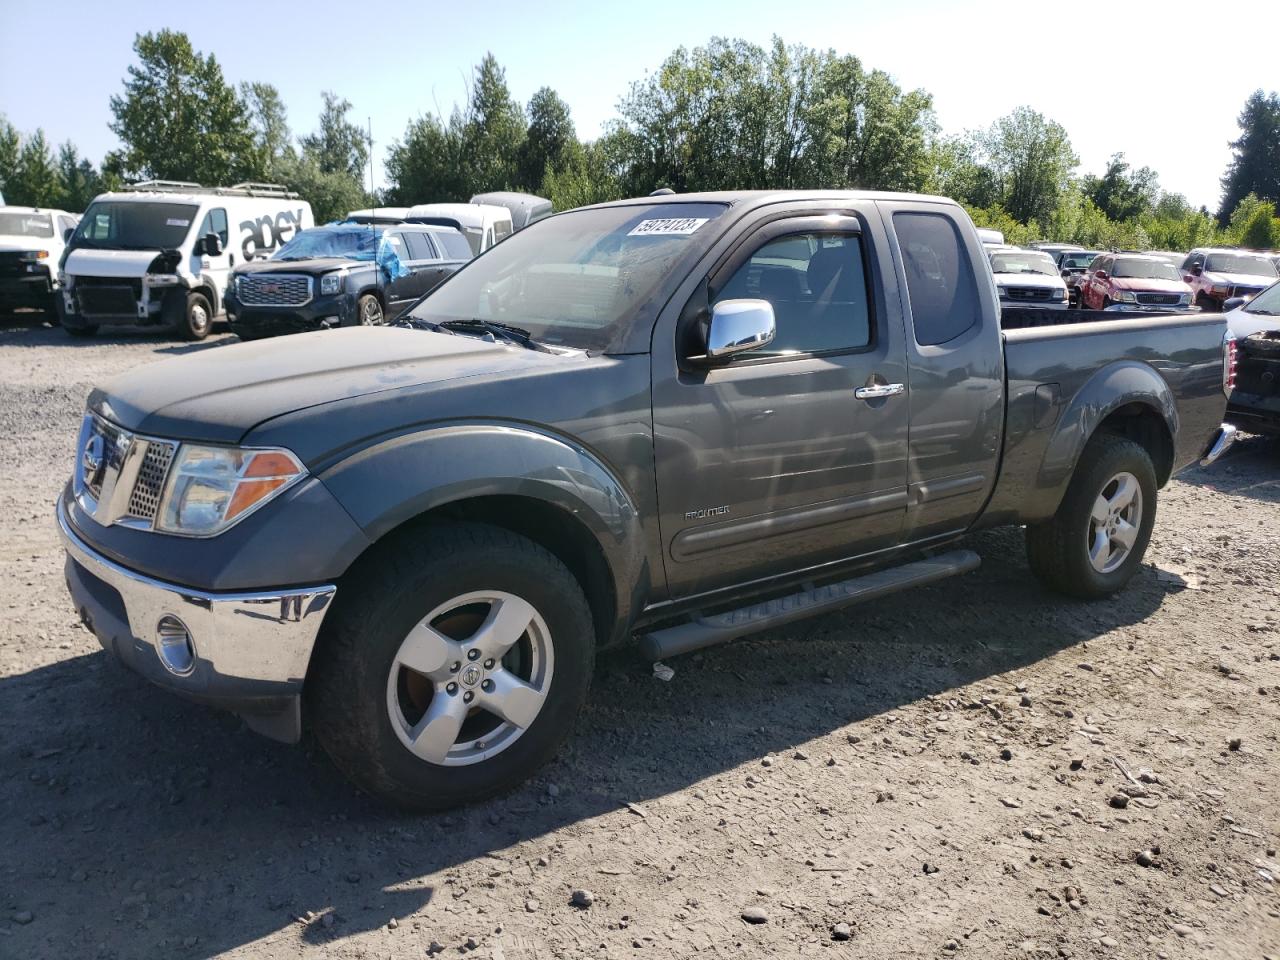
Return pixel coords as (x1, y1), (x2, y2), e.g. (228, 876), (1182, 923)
(192, 207), (231, 313)
(652, 210), (910, 600)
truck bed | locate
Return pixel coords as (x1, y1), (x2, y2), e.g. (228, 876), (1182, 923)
(1000, 306), (1201, 329)
(979, 313), (1228, 527)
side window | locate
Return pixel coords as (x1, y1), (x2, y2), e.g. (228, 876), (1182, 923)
(57, 215), (76, 236)
(197, 208), (229, 246)
(436, 231), (473, 260)
(713, 231), (871, 358)
(493, 219), (513, 243)
(403, 231), (436, 261)
(894, 212), (980, 347)
(385, 231), (410, 259)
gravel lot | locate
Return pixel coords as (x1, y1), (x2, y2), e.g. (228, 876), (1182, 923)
(1, 314), (1278, 960)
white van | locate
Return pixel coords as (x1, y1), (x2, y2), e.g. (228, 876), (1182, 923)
(405, 202), (513, 256)
(60, 181), (314, 340)
(0, 206), (80, 314)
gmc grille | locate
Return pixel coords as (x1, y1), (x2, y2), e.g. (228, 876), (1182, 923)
(236, 274), (313, 306)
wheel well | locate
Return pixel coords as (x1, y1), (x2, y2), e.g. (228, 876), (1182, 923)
(1095, 402), (1174, 485)
(356, 286), (385, 306)
(190, 284), (219, 315)
(343, 495), (617, 648)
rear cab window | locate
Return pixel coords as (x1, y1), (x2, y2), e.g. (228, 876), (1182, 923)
(893, 211), (981, 346)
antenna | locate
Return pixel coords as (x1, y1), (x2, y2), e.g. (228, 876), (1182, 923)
(368, 116), (376, 221)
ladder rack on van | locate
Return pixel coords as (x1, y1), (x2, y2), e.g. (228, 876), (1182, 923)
(123, 180), (300, 199)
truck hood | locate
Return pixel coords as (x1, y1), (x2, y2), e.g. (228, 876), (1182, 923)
(90, 327), (573, 445)
(234, 257), (361, 277)
(1203, 271), (1275, 288)
(0, 234), (56, 253)
(65, 247), (160, 278)
(1109, 277), (1191, 293)
(992, 272), (1061, 289)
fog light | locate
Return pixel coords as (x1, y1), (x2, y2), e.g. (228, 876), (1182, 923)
(156, 615), (196, 676)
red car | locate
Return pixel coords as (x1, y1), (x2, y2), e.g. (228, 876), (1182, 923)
(1078, 253), (1193, 311)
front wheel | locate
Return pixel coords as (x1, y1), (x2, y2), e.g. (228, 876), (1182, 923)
(175, 292), (214, 341)
(356, 293), (384, 326)
(1026, 433), (1157, 599)
(308, 522), (595, 810)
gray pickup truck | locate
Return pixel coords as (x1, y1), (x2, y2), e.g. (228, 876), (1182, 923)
(58, 191), (1235, 810)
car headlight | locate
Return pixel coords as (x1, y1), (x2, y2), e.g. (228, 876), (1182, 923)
(155, 444), (305, 536)
(1053, 287), (1066, 299)
(1114, 290), (1137, 302)
(320, 273), (343, 295)
(18, 250), (49, 262)
(1178, 293), (1191, 305)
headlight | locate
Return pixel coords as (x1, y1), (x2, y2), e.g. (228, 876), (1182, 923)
(1114, 290), (1137, 303)
(1178, 293), (1191, 305)
(155, 444), (305, 536)
(18, 250), (49, 262)
(1053, 287), (1066, 299)
(320, 273), (343, 295)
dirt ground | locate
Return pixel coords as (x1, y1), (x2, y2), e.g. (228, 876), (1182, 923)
(1, 314), (1278, 960)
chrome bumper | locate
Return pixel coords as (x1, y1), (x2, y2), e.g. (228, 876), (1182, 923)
(1200, 423), (1237, 467)
(57, 498), (336, 742)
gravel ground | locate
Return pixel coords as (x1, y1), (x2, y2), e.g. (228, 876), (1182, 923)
(1, 314), (1278, 960)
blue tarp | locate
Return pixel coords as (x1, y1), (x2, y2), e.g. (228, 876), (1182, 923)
(275, 224), (410, 281)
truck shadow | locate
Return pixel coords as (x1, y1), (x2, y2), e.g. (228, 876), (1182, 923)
(1177, 431), (1280, 503)
(0, 527), (1171, 957)
(0, 311), (236, 352)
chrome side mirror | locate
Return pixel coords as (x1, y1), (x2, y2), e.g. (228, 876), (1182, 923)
(705, 299), (775, 360)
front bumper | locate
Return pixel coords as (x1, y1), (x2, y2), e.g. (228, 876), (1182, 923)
(0, 273), (55, 309)
(1000, 297), (1068, 310)
(226, 291), (354, 335)
(1103, 302), (1197, 313)
(57, 498), (336, 742)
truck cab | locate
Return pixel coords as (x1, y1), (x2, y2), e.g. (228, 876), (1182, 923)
(59, 181), (314, 340)
(0, 205), (79, 314)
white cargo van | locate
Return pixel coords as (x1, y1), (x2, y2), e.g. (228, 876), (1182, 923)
(60, 181), (314, 340)
(405, 202), (512, 256)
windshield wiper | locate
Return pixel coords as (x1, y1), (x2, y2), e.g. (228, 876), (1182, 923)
(437, 318), (548, 351)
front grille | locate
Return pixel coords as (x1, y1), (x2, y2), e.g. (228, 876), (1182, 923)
(0, 252), (29, 279)
(236, 274), (312, 306)
(126, 441), (175, 521)
(77, 277), (141, 317)
(1136, 293), (1181, 305)
(1004, 287), (1053, 301)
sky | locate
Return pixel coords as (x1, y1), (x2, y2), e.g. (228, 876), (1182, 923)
(3, 0), (1277, 212)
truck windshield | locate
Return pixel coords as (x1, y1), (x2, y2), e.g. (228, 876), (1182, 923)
(74, 201), (198, 250)
(273, 227), (379, 261)
(407, 202), (729, 351)
(1112, 259), (1182, 281)
(0, 212), (53, 238)
(1205, 253), (1278, 277)
(990, 252), (1058, 276)
(1243, 282), (1280, 316)
(1060, 252), (1099, 270)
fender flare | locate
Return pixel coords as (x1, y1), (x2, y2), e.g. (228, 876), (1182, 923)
(1033, 360), (1176, 516)
(319, 421), (648, 633)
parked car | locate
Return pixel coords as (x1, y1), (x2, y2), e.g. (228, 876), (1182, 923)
(59, 181), (313, 340)
(225, 222), (471, 339)
(988, 248), (1068, 308)
(58, 190), (1233, 809)
(345, 206), (411, 225)
(1028, 242), (1085, 259)
(1056, 249), (1102, 306)
(976, 227), (1005, 247)
(470, 192), (553, 230)
(1078, 253), (1194, 312)
(1181, 247), (1279, 312)
(0, 205), (80, 314)
(1222, 279), (1280, 434)
(406, 202), (513, 255)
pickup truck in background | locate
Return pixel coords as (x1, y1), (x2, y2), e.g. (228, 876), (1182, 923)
(1181, 247), (1279, 312)
(1222, 280), (1280, 434)
(0, 205), (80, 314)
(58, 190), (1234, 810)
(988, 248), (1068, 309)
(1056, 249), (1101, 306)
(1078, 253), (1195, 311)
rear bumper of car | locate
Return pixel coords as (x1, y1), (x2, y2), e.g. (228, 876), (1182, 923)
(57, 497), (336, 743)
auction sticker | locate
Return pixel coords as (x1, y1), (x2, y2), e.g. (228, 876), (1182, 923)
(627, 218), (709, 237)
(166, 218), (191, 227)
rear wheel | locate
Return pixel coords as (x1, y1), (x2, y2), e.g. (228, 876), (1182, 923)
(309, 523), (595, 810)
(1026, 433), (1157, 599)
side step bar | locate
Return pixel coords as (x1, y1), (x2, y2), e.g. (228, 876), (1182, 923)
(638, 549), (981, 661)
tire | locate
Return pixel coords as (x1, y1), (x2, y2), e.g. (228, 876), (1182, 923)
(356, 293), (384, 326)
(1025, 433), (1157, 599)
(308, 522), (596, 811)
(175, 292), (214, 341)
(56, 296), (98, 336)
(1196, 293), (1218, 313)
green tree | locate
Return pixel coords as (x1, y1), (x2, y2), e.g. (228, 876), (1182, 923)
(7, 129), (61, 207)
(975, 107), (1077, 224)
(1082, 152), (1159, 221)
(109, 30), (257, 185)
(0, 116), (19, 200)
(241, 81), (292, 180)
(543, 137), (624, 211)
(1239, 200), (1278, 249)
(464, 54), (527, 193)
(518, 87), (575, 193)
(299, 91), (368, 181)
(1219, 90), (1280, 223)
(55, 142), (104, 211)
(274, 153), (367, 224)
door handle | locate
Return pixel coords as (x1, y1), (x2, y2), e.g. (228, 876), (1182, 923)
(855, 383), (905, 400)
